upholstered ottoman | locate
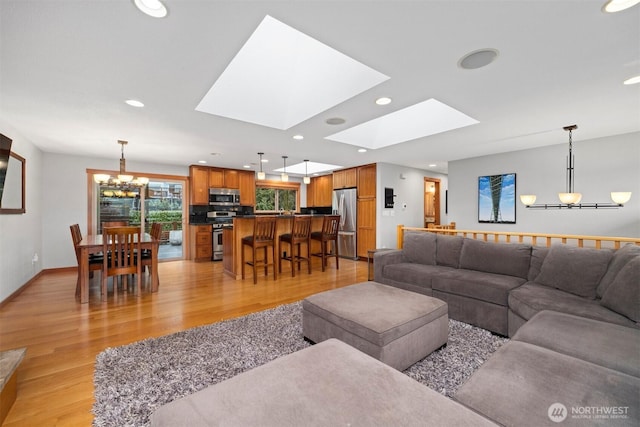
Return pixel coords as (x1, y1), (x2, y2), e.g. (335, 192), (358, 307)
(151, 339), (496, 427)
(303, 281), (448, 370)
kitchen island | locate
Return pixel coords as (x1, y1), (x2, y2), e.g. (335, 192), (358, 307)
(223, 215), (329, 280)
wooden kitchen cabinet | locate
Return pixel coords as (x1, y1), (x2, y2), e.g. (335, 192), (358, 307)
(190, 224), (212, 261)
(357, 164), (376, 198)
(224, 170), (239, 189)
(239, 171), (255, 206)
(190, 166), (210, 205)
(308, 175), (332, 207)
(357, 198), (376, 258)
(208, 168), (225, 188)
(333, 168), (357, 189)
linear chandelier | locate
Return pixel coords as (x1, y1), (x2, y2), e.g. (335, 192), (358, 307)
(520, 125), (631, 209)
(94, 140), (149, 188)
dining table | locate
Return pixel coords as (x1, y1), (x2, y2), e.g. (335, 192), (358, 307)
(77, 233), (160, 303)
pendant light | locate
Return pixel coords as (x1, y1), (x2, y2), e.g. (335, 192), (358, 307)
(520, 125), (632, 209)
(94, 140), (149, 188)
(256, 152), (266, 180)
(281, 156), (289, 182)
(303, 159), (311, 184)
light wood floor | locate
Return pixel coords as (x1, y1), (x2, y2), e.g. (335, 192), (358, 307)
(0, 258), (368, 426)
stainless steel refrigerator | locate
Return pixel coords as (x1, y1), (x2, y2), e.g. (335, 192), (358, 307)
(332, 188), (358, 260)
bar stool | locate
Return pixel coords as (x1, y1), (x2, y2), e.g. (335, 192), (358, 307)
(311, 215), (340, 271)
(242, 216), (278, 284)
(279, 215), (312, 277)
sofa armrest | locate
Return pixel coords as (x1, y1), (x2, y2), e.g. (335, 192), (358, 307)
(373, 249), (404, 281)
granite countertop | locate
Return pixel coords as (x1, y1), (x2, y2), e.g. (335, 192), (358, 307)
(0, 347), (26, 388)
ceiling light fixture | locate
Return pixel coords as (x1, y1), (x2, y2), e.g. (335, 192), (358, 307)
(602, 0), (640, 12)
(458, 48), (499, 70)
(281, 156), (289, 182)
(133, 0), (168, 18)
(125, 99), (144, 107)
(623, 75), (640, 85)
(303, 159), (311, 184)
(94, 140), (149, 188)
(257, 152), (266, 180)
(293, 135), (304, 140)
(358, 148), (367, 153)
(520, 125), (631, 209)
(326, 117), (346, 125)
(375, 97), (392, 106)
(198, 160), (207, 164)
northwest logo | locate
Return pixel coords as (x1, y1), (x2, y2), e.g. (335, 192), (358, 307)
(548, 403), (568, 423)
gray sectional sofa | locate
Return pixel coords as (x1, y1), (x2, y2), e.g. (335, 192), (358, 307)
(374, 231), (639, 336)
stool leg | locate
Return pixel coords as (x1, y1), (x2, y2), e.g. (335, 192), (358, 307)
(278, 239), (283, 274)
(253, 246), (258, 285)
(321, 240), (326, 272)
(306, 240), (311, 274)
(272, 243), (277, 280)
(241, 243), (246, 280)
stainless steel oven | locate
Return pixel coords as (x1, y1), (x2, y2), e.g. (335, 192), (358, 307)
(209, 188), (240, 207)
(207, 211), (234, 260)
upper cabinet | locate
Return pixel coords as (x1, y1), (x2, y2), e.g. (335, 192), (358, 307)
(190, 166), (210, 205)
(307, 175), (333, 207)
(333, 168), (357, 189)
(357, 164), (376, 198)
(190, 166), (253, 205)
(238, 171), (255, 206)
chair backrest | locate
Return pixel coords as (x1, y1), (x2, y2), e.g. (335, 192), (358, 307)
(254, 216), (277, 242)
(291, 215), (312, 240)
(150, 222), (163, 240)
(103, 226), (140, 276)
(101, 221), (129, 234)
(322, 215), (340, 238)
(70, 224), (82, 263)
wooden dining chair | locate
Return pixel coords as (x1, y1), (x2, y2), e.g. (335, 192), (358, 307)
(101, 220), (129, 234)
(102, 226), (141, 298)
(311, 215), (340, 272)
(279, 215), (312, 277)
(70, 224), (103, 297)
(241, 216), (277, 284)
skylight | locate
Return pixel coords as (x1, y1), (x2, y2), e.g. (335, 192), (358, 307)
(195, 15), (389, 130)
(325, 98), (479, 149)
(274, 161), (342, 175)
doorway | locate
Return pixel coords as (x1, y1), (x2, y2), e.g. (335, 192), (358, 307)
(424, 177), (441, 228)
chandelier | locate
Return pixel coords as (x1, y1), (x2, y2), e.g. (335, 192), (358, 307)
(256, 152), (266, 180)
(520, 125), (631, 209)
(94, 140), (149, 188)
(303, 159), (311, 184)
(281, 155), (288, 182)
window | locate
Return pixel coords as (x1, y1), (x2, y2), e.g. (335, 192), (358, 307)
(255, 181), (300, 213)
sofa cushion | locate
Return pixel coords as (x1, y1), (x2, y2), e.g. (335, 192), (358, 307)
(454, 341), (640, 427)
(151, 339), (498, 427)
(512, 310), (640, 378)
(601, 256), (640, 323)
(436, 234), (464, 268)
(432, 269), (525, 306)
(382, 263), (454, 290)
(534, 244), (613, 299)
(459, 239), (531, 279)
(597, 244), (640, 298)
(508, 282), (637, 328)
(527, 246), (549, 281)
(402, 231), (436, 265)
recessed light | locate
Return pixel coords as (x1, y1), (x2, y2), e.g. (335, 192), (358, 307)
(133, 0), (168, 18)
(210, 152), (221, 156)
(243, 164), (251, 169)
(198, 160), (207, 164)
(125, 99), (144, 107)
(623, 74), (640, 85)
(428, 164), (437, 167)
(375, 97), (392, 106)
(293, 135), (304, 140)
(358, 148), (367, 153)
(458, 48), (499, 70)
(602, 0), (640, 12)
(326, 117), (346, 125)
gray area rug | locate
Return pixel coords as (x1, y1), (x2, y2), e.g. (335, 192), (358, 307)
(93, 301), (508, 426)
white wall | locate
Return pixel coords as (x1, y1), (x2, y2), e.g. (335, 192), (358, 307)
(0, 121), (43, 302)
(448, 132), (640, 237)
(41, 152), (188, 270)
(376, 162), (448, 249)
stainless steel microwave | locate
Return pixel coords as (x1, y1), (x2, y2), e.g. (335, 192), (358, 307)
(209, 188), (240, 206)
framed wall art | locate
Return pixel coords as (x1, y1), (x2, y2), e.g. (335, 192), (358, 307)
(478, 173), (515, 224)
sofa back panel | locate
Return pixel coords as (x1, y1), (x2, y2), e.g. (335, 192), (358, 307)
(597, 244), (640, 298)
(527, 246), (549, 282)
(600, 256), (640, 323)
(459, 239), (531, 279)
(534, 244), (613, 299)
(435, 234), (464, 268)
(402, 231), (436, 265)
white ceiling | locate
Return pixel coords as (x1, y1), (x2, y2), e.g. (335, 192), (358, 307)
(0, 0), (638, 177)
